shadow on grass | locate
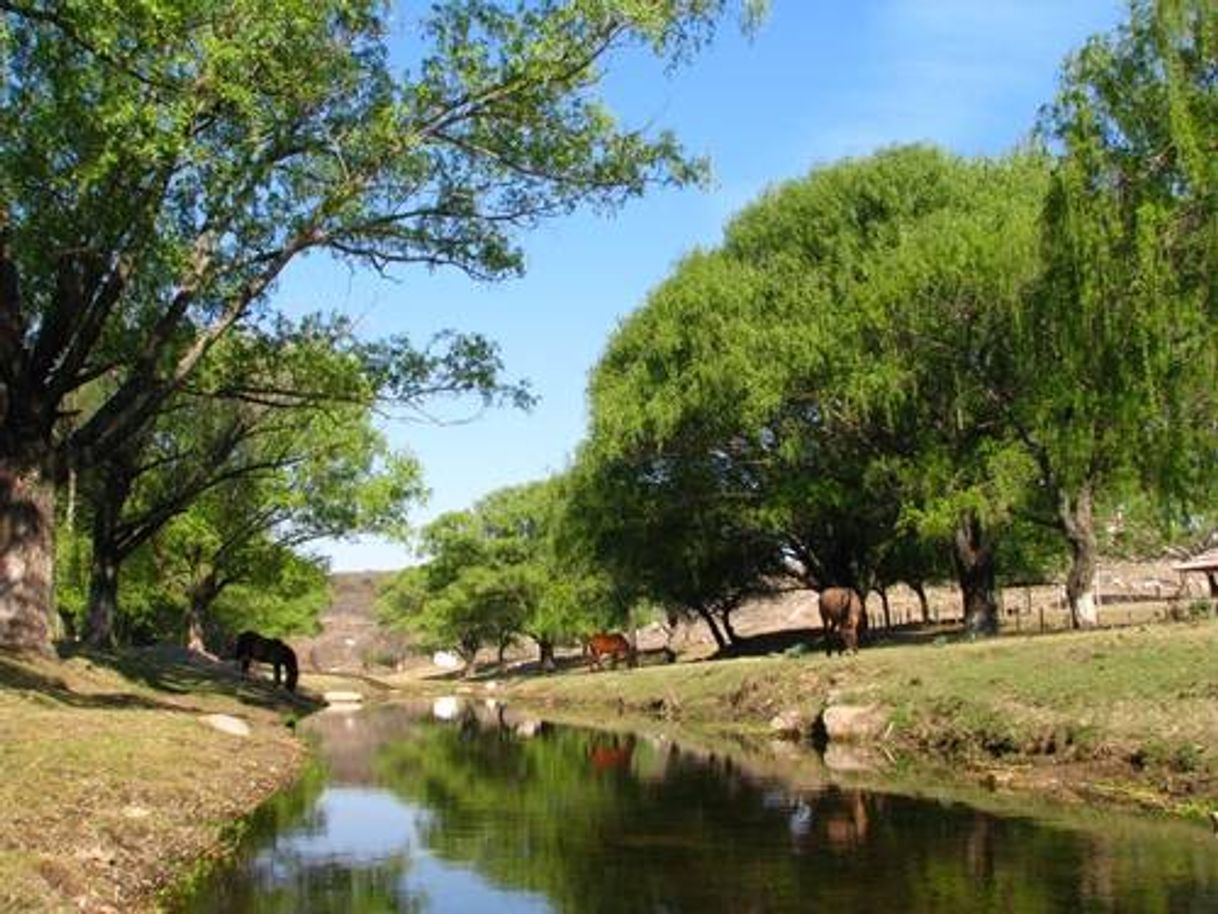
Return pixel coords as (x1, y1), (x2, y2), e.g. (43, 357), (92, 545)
(0, 644), (322, 715)
(710, 623), (971, 660)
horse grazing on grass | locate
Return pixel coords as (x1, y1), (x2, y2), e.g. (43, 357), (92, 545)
(819, 588), (867, 656)
(234, 630), (299, 692)
(583, 632), (636, 671)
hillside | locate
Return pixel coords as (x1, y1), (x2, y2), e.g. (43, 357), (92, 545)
(293, 571), (409, 674)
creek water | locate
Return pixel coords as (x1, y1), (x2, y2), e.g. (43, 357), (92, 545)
(178, 699), (1218, 913)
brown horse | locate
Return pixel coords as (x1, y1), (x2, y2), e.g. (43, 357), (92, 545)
(583, 632), (636, 671)
(234, 630), (299, 692)
(819, 588), (867, 656)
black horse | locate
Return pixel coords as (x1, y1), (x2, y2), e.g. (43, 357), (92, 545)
(234, 630), (299, 692)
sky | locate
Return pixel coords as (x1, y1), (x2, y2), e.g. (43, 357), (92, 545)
(273, 0), (1126, 573)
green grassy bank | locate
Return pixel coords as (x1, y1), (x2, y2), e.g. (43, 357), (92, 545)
(0, 648), (312, 913)
(490, 620), (1218, 819)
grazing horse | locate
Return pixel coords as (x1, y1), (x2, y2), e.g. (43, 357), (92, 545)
(583, 632), (636, 671)
(234, 630), (299, 692)
(819, 588), (867, 656)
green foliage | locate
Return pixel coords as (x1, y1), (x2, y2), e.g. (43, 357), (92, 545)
(0, 0), (758, 651)
(379, 475), (642, 667)
(578, 146), (1061, 631)
(209, 552), (329, 640)
(1040, 7), (1216, 469)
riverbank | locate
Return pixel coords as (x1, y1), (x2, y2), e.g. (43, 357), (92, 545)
(0, 647), (313, 913)
(430, 619), (1218, 820)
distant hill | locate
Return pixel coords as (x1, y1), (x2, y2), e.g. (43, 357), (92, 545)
(294, 571), (412, 673)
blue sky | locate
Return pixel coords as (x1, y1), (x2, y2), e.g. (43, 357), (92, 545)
(276, 0), (1124, 572)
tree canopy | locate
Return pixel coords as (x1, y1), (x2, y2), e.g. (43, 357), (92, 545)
(0, 0), (760, 651)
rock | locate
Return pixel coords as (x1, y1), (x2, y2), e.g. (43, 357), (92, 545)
(818, 704), (889, 743)
(200, 713), (251, 737)
(769, 709), (809, 740)
(515, 718), (545, 738)
(823, 744), (881, 772)
(323, 690), (364, 705)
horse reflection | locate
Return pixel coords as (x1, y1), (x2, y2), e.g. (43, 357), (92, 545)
(822, 789), (871, 851)
(588, 734), (635, 773)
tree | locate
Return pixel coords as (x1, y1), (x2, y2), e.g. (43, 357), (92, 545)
(72, 318), (452, 646)
(1019, 0), (1218, 626)
(379, 510), (527, 677)
(0, 0), (759, 652)
(840, 152), (1053, 633)
(380, 477), (621, 673)
(582, 147), (1049, 636)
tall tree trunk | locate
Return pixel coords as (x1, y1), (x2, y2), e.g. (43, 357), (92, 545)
(185, 572), (220, 654)
(536, 637), (556, 672)
(83, 469), (131, 647)
(460, 637), (479, 679)
(718, 606), (738, 644)
(877, 586), (892, 629)
(954, 511), (998, 636)
(0, 463), (56, 653)
(1059, 483), (1099, 628)
(912, 581), (930, 624)
(84, 545), (120, 648)
(694, 605), (727, 649)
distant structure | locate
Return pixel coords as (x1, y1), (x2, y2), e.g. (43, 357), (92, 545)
(1172, 549), (1218, 597)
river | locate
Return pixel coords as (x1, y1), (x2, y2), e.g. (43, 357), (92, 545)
(178, 698), (1218, 913)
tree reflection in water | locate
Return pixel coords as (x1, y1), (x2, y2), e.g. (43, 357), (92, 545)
(179, 702), (1218, 913)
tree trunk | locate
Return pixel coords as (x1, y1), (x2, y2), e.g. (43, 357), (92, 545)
(912, 581), (930, 624)
(84, 546), (120, 648)
(718, 607), (738, 644)
(954, 511), (998, 636)
(694, 605), (727, 649)
(1059, 484), (1099, 628)
(185, 573), (220, 654)
(877, 586), (892, 629)
(460, 637), (479, 679)
(0, 463), (56, 653)
(537, 637), (556, 672)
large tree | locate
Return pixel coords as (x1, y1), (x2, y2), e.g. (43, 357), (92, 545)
(1020, 0), (1218, 626)
(0, 0), (758, 652)
(75, 316), (512, 646)
(583, 147), (1047, 635)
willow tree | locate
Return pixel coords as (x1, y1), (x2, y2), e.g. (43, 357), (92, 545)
(1024, 0), (1218, 626)
(582, 147), (1048, 636)
(0, 0), (760, 652)
(845, 153), (1053, 634)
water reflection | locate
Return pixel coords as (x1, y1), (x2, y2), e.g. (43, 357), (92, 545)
(180, 699), (1218, 913)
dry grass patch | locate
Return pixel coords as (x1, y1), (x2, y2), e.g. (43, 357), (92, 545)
(0, 649), (312, 914)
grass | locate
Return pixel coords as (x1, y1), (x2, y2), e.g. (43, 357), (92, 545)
(0, 647), (315, 913)
(482, 619), (1218, 818)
